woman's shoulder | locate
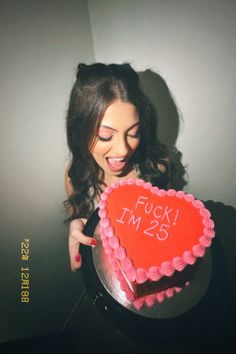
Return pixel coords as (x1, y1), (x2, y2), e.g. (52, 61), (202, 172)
(157, 162), (167, 174)
(150, 157), (169, 174)
(148, 157), (170, 189)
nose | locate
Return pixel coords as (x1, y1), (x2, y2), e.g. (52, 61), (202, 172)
(113, 135), (129, 156)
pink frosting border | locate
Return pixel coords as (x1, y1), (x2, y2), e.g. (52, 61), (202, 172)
(98, 178), (215, 290)
(114, 257), (189, 310)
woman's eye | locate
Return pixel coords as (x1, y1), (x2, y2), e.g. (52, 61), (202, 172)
(97, 135), (112, 142)
(127, 129), (140, 138)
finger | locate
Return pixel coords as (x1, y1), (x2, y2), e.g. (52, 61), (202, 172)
(70, 231), (97, 247)
(71, 253), (82, 271)
(69, 242), (82, 271)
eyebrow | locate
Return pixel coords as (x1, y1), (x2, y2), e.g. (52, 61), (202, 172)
(99, 122), (140, 133)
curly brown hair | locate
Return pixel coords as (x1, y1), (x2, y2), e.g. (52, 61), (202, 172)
(64, 63), (169, 222)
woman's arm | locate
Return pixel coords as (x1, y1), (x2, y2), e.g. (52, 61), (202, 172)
(65, 165), (97, 271)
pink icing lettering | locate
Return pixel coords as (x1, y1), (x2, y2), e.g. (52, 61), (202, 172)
(135, 195), (148, 209)
(144, 202), (153, 214)
(116, 207), (130, 224)
(173, 209), (180, 225)
(161, 206), (174, 223)
(156, 223), (170, 241)
(153, 205), (162, 218)
(144, 220), (159, 237)
(128, 214), (142, 231)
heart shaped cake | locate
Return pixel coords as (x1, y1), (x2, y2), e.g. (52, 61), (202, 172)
(98, 179), (215, 309)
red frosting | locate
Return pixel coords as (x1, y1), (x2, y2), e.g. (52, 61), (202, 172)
(98, 179), (215, 306)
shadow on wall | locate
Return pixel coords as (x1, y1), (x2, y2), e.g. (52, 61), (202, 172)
(139, 70), (187, 190)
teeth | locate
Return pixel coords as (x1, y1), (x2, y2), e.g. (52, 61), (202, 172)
(108, 157), (125, 161)
(107, 157), (126, 171)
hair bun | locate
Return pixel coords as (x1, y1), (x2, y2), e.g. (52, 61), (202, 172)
(78, 63), (87, 70)
(123, 63), (132, 69)
(76, 63), (87, 79)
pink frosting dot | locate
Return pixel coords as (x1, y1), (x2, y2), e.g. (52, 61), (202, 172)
(136, 268), (148, 284)
(174, 286), (182, 293)
(199, 235), (212, 248)
(200, 208), (211, 218)
(111, 181), (119, 189)
(121, 258), (133, 271)
(165, 288), (174, 298)
(98, 200), (107, 209)
(127, 178), (135, 185)
(167, 189), (176, 197)
(100, 217), (110, 228)
(120, 179), (127, 186)
(156, 291), (165, 303)
(148, 266), (161, 281)
(126, 267), (136, 282)
(100, 193), (108, 201)
(114, 246), (126, 261)
(98, 209), (107, 218)
(192, 244), (205, 258)
(104, 245), (112, 255)
(183, 251), (196, 265)
(202, 218), (214, 228)
(133, 298), (145, 310)
(176, 191), (185, 198)
(193, 200), (204, 209)
(135, 179), (145, 186)
(143, 182), (152, 189)
(108, 236), (120, 249)
(203, 227), (215, 239)
(157, 189), (166, 197)
(172, 257), (186, 271)
(160, 261), (175, 277)
(105, 186), (113, 194)
(151, 186), (159, 194)
(184, 194), (195, 202)
(209, 229), (215, 238)
(108, 252), (115, 262)
(145, 294), (156, 307)
(104, 226), (114, 238)
(209, 219), (215, 229)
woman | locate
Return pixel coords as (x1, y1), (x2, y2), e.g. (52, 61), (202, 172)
(64, 63), (170, 271)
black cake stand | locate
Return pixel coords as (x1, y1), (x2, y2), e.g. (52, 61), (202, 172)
(80, 208), (225, 342)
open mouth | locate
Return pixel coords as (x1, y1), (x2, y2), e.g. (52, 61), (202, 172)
(106, 157), (127, 172)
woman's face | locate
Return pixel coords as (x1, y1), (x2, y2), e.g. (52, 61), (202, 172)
(90, 100), (140, 178)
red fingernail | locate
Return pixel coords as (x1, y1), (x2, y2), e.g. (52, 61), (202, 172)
(75, 254), (81, 262)
(90, 239), (97, 246)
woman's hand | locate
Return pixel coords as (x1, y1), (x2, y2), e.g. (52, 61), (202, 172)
(69, 218), (97, 271)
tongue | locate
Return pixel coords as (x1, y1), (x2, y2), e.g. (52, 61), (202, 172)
(107, 158), (126, 171)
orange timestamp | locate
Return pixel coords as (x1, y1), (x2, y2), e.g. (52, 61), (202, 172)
(21, 238), (30, 303)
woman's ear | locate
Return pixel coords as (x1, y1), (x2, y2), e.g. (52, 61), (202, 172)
(65, 164), (74, 197)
